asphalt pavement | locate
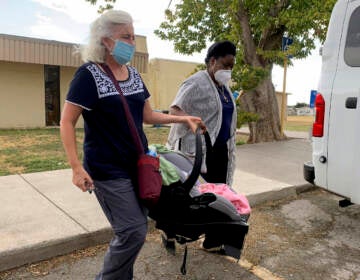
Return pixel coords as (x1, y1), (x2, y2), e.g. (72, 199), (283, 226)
(0, 130), (313, 273)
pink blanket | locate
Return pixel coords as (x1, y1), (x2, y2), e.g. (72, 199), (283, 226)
(198, 183), (251, 215)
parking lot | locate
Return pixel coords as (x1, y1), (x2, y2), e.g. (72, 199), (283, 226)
(1, 187), (359, 280)
(242, 188), (360, 280)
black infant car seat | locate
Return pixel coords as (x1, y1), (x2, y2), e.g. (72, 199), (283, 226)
(148, 129), (249, 275)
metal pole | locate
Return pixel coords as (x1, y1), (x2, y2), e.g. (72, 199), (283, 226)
(280, 56), (288, 137)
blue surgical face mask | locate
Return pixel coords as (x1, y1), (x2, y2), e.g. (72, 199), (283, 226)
(110, 39), (135, 65)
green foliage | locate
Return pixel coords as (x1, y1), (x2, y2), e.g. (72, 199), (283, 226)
(235, 100), (259, 129)
(156, 0), (233, 54)
(155, 0), (337, 89)
(234, 64), (270, 90)
(84, 0), (116, 13)
(157, 0), (336, 58)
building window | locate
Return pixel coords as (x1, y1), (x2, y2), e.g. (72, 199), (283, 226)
(44, 65), (60, 126)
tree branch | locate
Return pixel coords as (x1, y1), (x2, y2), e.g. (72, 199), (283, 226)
(258, 0), (290, 50)
(235, 0), (259, 66)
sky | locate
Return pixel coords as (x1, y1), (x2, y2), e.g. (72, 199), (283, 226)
(0, 0), (322, 105)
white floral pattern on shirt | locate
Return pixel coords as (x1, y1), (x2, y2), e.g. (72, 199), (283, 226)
(86, 63), (144, 99)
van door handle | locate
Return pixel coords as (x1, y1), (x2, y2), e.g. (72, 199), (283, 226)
(345, 97), (357, 109)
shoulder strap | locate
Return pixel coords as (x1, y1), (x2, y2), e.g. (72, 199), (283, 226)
(100, 63), (144, 156)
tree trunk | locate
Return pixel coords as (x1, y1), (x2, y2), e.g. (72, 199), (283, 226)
(235, 1), (288, 142)
(240, 76), (286, 143)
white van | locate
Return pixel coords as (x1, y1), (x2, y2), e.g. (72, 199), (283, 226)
(304, 0), (360, 204)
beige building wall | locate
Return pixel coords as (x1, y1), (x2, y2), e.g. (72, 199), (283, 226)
(0, 34), (289, 128)
(147, 58), (200, 111)
(0, 62), (44, 128)
(0, 63), (81, 128)
(0, 34), (149, 128)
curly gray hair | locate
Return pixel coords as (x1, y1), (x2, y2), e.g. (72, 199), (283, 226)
(79, 10), (133, 63)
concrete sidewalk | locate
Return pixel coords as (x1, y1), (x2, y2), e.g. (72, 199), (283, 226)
(0, 131), (312, 272)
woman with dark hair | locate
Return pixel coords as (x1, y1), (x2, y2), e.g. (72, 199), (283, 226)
(167, 41), (237, 185)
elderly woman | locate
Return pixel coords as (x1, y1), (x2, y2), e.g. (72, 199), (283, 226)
(168, 41), (237, 185)
(60, 10), (204, 280)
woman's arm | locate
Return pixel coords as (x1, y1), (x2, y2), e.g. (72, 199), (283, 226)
(60, 102), (94, 192)
(143, 100), (205, 133)
(169, 105), (188, 116)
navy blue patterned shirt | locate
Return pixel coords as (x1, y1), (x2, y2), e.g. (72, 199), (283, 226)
(215, 86), (234, 145)
(66, 62), (150, 180)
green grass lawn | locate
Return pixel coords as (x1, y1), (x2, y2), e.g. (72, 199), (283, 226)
(285, 115), (312, 132)
(0, 128), (83, 176)
(0, 119), (309, 176)
(0, 126), (176, 176)
(285, 124), (312, 132)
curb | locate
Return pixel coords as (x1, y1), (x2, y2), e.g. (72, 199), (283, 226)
(247, 183), (315, 207)
(0, 184), (315, 272)
(0, 228), (113, 272)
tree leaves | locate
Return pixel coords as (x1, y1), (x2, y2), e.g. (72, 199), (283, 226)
(156, 0), (336, 89)
(84, 0), (116, 13)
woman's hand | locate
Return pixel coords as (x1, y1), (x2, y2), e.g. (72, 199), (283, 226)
(143, 101), (206, 133)
(72, 166), (94, 192)
(184, 116), (206, 134)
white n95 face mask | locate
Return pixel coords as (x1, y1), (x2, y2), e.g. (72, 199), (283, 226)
(214, 70), (232, 86)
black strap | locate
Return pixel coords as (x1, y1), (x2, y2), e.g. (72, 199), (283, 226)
(100, 63), (144, 156)
(180, 245), (188, 275)
(181, 128), (204, 192)
(203, 130), (213, 153)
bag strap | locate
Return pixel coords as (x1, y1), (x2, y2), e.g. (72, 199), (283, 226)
(100, 63), (144, 156)
(203, 129), (213, 153)
(180, 245), (188, 275)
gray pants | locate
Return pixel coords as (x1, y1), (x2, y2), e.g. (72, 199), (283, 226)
(94, 178), (147, 280)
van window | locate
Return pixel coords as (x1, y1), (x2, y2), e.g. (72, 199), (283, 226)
(344, 6), (360, 67)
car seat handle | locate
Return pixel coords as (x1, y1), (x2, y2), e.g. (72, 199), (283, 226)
(181, 127), (206, 192)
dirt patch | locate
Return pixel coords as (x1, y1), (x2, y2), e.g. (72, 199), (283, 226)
(242, 189), (360, 280)
(0, 155), (24, 175)
(0, 134), (59, 149)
